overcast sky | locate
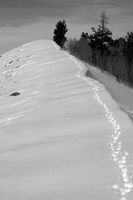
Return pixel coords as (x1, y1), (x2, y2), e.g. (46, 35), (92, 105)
(0, 0), (133, 53)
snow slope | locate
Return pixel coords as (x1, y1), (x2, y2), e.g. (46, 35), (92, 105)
(0, 40), (133, 200)
(85, 63), (133, 122)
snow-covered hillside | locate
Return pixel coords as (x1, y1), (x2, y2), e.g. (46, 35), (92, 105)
(85, 63), (133, 122)
(0, 40), (133, 200)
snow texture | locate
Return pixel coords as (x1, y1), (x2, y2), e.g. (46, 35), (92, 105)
(85, 63), (133, 122)
(0, 40), (133, 200)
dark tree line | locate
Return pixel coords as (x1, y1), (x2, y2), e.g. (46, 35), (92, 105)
(53, 12), (133, 87)
(64, 11), (133, 87)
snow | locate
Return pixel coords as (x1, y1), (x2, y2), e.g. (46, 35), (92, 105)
(0, 40), (133, 200)
(85, 63), (133, 122)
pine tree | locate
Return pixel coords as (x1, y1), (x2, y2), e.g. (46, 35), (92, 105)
(124, 32), (133, 63)
(89, 11), (113, 53)
(81, 32), (89, 40)
(53, 20), (68, 48)
(123, 32), (133, 83)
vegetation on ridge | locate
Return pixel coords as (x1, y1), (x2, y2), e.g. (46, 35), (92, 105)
(53, 20), (68, 49)
(53, 11), (133, 87)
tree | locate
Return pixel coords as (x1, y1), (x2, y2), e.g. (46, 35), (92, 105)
(89, 11), (113, 53)
(53, 20), (68, 48)
(124, 32), (133, 63)
(81, 32), (89, 40)
(123, 32), (133, 83)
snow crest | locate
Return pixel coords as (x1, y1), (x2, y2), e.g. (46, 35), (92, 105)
(67, 54), (133, 200)
(0, 40), (133, 200)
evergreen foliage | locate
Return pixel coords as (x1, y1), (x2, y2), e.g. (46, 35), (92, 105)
(53, 20), (68, 48)
(65, 11), (133, 87)
(81, 32), (89, 40)
(89, 11), (113, 52)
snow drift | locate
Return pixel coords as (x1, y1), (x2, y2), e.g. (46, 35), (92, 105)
(0, 40), (133, 200)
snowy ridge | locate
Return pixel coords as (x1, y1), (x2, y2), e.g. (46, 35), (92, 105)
(85, 62), (133, 122)
(66, 53), (133, 200)
(0, 40), (133, 200)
